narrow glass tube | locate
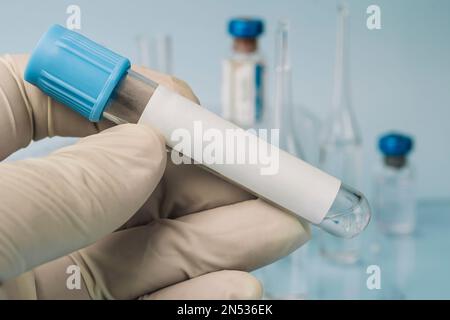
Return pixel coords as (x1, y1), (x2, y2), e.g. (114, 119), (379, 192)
(319, 4), (367, 264)
(102, 70), (370, 238)
(274, 19), (305, 158)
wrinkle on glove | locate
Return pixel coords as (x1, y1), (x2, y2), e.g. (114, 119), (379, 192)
(140, 271), (263, 300)
(0, 124), (166, 282)
(0, 55), (33, 159)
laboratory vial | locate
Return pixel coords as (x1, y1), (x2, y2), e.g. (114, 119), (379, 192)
(24, 25), (371, 239)
(373, 133), (416, 235)
(221, 18), (265, 128)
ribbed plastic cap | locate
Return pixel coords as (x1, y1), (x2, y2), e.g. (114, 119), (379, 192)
(228, 18), (264, 38)
(379, 132), (413, 156)
(25, 25), (131, 122)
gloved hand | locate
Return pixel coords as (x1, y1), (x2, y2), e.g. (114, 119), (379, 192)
(0, 54), (310, 300)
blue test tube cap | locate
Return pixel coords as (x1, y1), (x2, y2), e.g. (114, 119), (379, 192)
(379, 132), (414, 156)
(24, 25), (131, 122)
(228, 18), (264, 38)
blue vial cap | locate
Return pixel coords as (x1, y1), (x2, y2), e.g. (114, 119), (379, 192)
(379, 132), (414, 156)
(25, 25), (131, 122)
(228, 18), (264, 38)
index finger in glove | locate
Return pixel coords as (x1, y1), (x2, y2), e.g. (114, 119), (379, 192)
(0, 124), (166, 283)
(140, 271), (263, 300)
(0, 54), (198, 160)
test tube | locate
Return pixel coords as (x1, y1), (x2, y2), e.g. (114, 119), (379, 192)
(25, 25), (371, 238)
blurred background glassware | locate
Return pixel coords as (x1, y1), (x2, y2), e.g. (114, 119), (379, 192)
(261, 19), (323, 300)
(258, 245), (310, 300)
(381, 234), (416, 299)
(289, 105), (321, 166)
(318, 4), (364, 264)
(274, 19), (301, 156)
(221, 17), (265, 129)
(374, 133), (416, 235)
(274, 19), (321, 164)
(314, 256), (363, 299)
(135, 34), (173, 74)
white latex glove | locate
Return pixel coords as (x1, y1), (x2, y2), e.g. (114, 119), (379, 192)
(0, 54), (310, 300)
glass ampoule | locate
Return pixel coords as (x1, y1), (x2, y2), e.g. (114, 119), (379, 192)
(274, 19), (304, 158)
(273, 19), (321, 165)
